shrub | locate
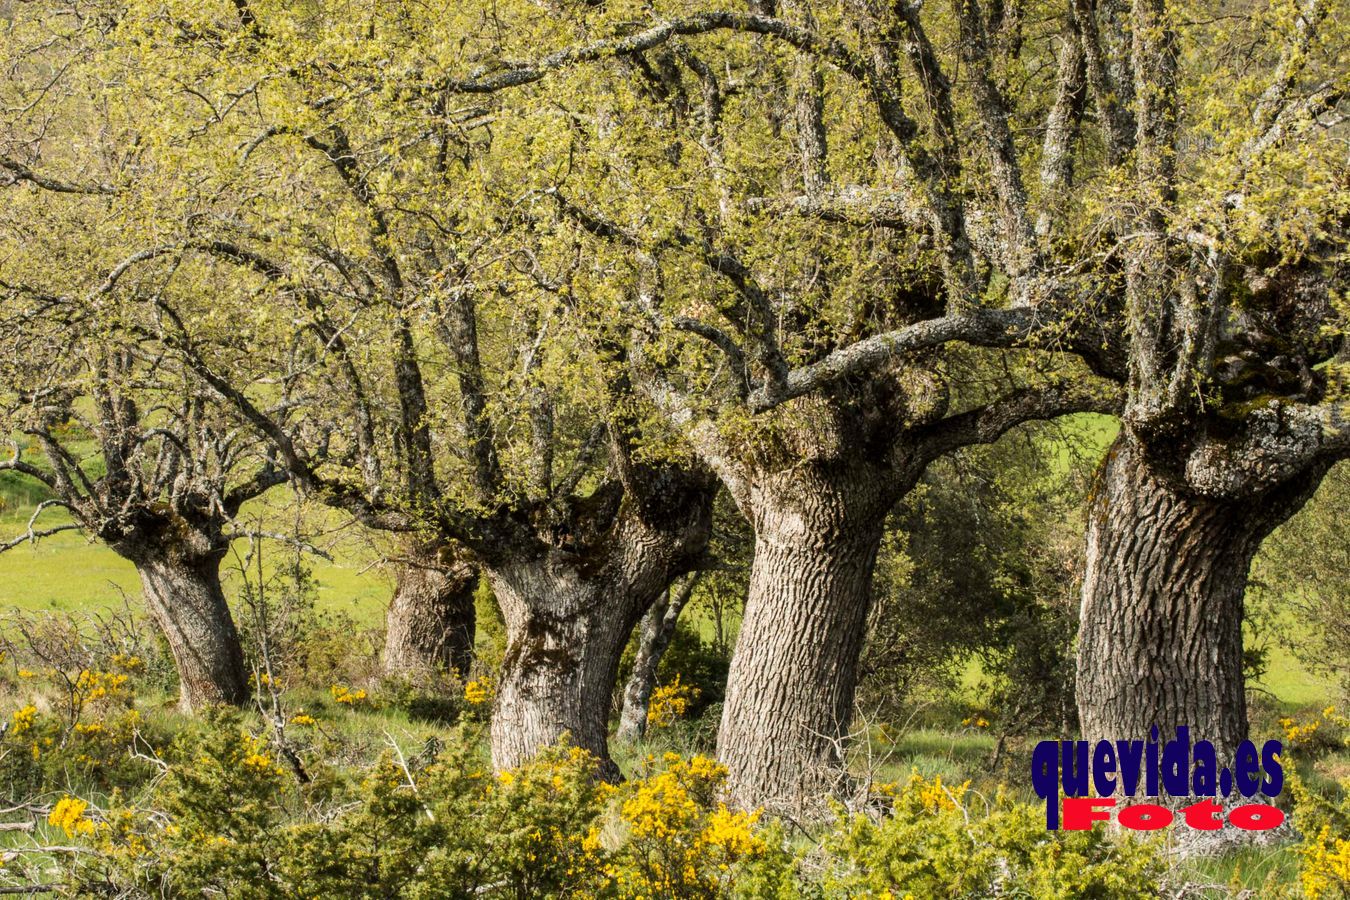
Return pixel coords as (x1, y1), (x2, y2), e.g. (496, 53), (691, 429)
(0, 640), (162, 795)
(818, 771), (1162, 899)
(608, 753), (793, 899)
(1285, 707), (1350, 899)
(646, 675), (700, 730)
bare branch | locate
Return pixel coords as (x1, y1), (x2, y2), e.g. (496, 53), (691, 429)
(910, 381), (1122, 465)
(747, 306), (1052, 412)
(0, 499), (83, 554)
(955, 0), (1037, 281)
(1074, 0), (1135, 164)
(1036, 30), (1087, 236)
(1251, 0), (1326, 130)
(0, 441), (58, 491)
(0, 158), (115, 195)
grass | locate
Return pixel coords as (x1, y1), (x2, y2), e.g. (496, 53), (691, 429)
(1169, 844), (1303, 896)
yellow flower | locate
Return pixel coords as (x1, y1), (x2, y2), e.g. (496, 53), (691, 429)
(1282, 715), (1322, 746)
(242, 752), (276, 772)
(109, 653), (145, 673)
(646, 674), (699, 729)
(912, 771), (970, 813)
(1302, 825), (1350, 900)
(329, 684), (368, 706)
(10, 704), (37, 735)
(74, 670), (128, 703)
(700, 805), (764, 856)
(463, 678), (493, 706)
(48, 797), (95, 839)
(17, 669), (36, 679)
(289, 713), (316, 726)
(255, 672), (284, 690)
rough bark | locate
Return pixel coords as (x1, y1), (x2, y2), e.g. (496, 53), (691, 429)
(616, 575), (697, 743)
(1077, 429), (1328, 758)
(717, 460), (898, 811)
(489, 489), (713, 779)
(131, 544), (249, 711)
(382, 539), (478, 676)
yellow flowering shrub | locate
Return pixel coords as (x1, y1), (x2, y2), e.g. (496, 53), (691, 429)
(463, 676), (494, 706)
(330, 683), (369, 706)
(74, 669), (130, 704)
(646, 675), (700, 729)
(1284, 709), (1350, 900)
(49, 796), (96, 838)
(608, 753), (779, 898)
(108, 653), (145, 673)
(1282, 705), (1348, 752)
(1302, 825), (1350, 900)
(1, 649), (156, 796)
(253, 671), (284, 691)
(819, 774), (1160, 899)
(10, 704), (37, 735)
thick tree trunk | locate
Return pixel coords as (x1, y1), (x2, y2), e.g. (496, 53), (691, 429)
(134, 548), (249, 711)
(489, 560), (645, 781)
(382, 540), (477, 676)
(1077, 430), (1326, 758)
(616, 575), (697, 743)
(488, 488), (713, 778)
(717, 462), (897, 811)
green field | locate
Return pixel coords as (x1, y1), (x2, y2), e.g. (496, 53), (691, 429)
(0, 490), (392, 624)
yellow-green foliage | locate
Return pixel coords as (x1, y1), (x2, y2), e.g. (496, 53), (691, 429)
(818, 771), (1162, 899)
(0, 650), (158, 793)
(1285, 707), (1350, 899)
(26, 706), (1174, 900)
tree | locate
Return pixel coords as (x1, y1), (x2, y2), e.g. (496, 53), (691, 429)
(0, 0), (718, 775)
(510, 3), (1118, 807)
(1070, 0), (1349, 757)
(381, 537), (478, 677)
(0, 307), (281, 710)
(487, 0), (1348, 802)
(0, 22), (290, 708)
(616, 573), (700, 744)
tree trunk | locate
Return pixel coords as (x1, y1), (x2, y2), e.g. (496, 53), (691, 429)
(134, 548), (249, 711)
(382, 540), (477, 676)
(1077, 430), (1327, 757)
(488, 553), (669, 780)
(488, 487), (713, 779)
(616, 575), (698, 743)
(717, 462), (897, 811)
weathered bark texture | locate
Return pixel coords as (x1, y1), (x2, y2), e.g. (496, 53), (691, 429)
(699, 379), (1107, 810)
(717, 461), (898, 810)
(131, 543), (249, 711)
(616, 575), (697, 743)
(489, 482), (714, 779)
(1077, 430), (1327, 757)
(382, 540), (478, 676)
